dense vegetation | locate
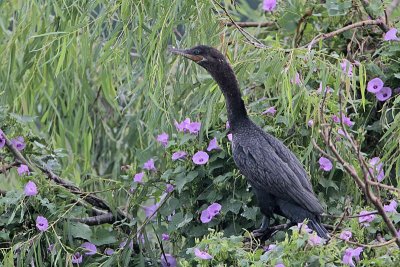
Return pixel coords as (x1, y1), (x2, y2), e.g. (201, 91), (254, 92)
(1, 0), (399, 266)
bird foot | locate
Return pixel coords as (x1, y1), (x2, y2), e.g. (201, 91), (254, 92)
(252, 227), (276, 239)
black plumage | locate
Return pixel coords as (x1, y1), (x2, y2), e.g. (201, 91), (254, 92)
(170, 45), (329, 239)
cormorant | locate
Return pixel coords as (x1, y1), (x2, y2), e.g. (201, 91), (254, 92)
(170, 45), (329, 239)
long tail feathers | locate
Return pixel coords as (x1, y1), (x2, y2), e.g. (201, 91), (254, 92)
(309, 219), (330, 240)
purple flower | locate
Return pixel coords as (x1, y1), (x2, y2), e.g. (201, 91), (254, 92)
(187, 121), (201, 134)
(367, 78), (384, 93)
(341, 115), (354, 127)
(342, 247), (363, 267)
(104, 248), (114, 255)
(156, 132), (169, 147)
(319, 157), (333, 171)
(376, 87), (392, 101)
(81, 242), (97, 255)
(317, 83), (333, 94)
(192, 151), (209, 165)
(161, 254), (177, 267)
(24, 181), (38, 196)
(369, 157), (385, 182)
(384, 200), (397, 213)
(143, 158), (156, 171)
(338, 128), (347, 137)
(275, 264), (285, 267)
(174, 118), (191, 132)
(339, 230), (352, 241)
(262, 106), (277, 116)
(194, 248), (213, 260)
(162, 233), (170, 241)
(172, 151), (187, 161)
(297, 222), (312, 234)
(308, 234), (323, 246)
(207, 203), (222, 216)
(17, 164), (30, 176)
(36, 216), (49, 232)
(332, 115), (340, 123)
(119, 239), (134, 249)
(165, 183), (174, 193)
(291, 72), (301, 85)
(358, 210), (376, 226)
(134, 172), (144, 183)
(71, 252), (83, 264)
(0, 129), (5, 149)
(143, 203), (159, 219)
(227, 133), (233, 142)
(48, 244), (55, 252)
(307, 120), (314, 127)
(11, 136), (26, 151)
(263, 244), (277, 252)
(341, 59), (353, 77)
(226, 121), (230, 129)
(262, 0), (277, 12)
(200, 203), (222, 223)
(384, 28), (399, 41)
(207, 137), (221, 152)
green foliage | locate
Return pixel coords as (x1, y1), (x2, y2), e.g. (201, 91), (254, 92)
(1, 0), (400, 266)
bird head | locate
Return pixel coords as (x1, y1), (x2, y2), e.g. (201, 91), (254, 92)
(169, 45), (229, 74)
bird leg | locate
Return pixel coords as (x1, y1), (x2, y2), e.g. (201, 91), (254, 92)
(252, 216), (271, 237)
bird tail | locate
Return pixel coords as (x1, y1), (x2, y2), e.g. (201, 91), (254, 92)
(309, 219), (330, 239)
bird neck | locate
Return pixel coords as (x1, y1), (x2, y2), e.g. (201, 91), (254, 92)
(211, 65), (248, 129)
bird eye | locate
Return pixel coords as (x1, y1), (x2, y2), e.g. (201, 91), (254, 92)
(193, 49), (201, 55)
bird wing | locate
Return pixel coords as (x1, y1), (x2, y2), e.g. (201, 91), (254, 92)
(233, 131), (323, 215)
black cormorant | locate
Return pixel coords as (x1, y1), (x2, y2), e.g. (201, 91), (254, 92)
(170, 45), (329, 239)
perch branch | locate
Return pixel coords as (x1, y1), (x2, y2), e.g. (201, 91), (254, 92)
(305, 19), (384, 48)
(70, 213), (116, 225)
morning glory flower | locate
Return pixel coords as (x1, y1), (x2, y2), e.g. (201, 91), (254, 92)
(367, 78), (384, 93)
(156, 132), (169, 147)
(81, 242), (97, 255)
(262, 106), (277, 116)
(187, 121), (201, 134)
(17, 164), (30, 176)
(174, 118), (191, 132)
(104, 248), (114, 255)
(341, 59), (353, 77)
(262, 0), (277, 12)
(297, 222), (312, 234)
(172, 151), (187, 161)
(341, 115), (354, 127)
(332, 115), (340, 123)
(161, 254), (177, 267)
(339, 230), (352, 241)
(263, 244), (277, 251)
(119, 239), (134, 249)
(192, 151), (209, 165)
(36, 216), (49, 232)
(308, 234), (323, 246)
(207, 137), (221, 152)
(143, 158), (156, 171)
(71, 252), (83, 264)
(384, 28), (399, 41)
(291, 72), (301, 85)
(11, 136), (26, 151)
(319, 157), (333, 171)
(227, 133), (233, 142)
(338, 128), (347, 137)
(307, 120), (314, 127)
(376, 87), (392, 101)
(48, 244), (55, 253)
(384, 200), (397, 213)
(134, 172), (144, 183)
(342, 247), (363, 267)
(165, 183), (174, 193)
(162, 233), (170, 241)
(226, 121), (230, 129)
(369, 157), (385, 182)
(0, 129), (5, 148)
(194, 248), (213, 260)
(24, 181), (38, 196)
(275, 264), (285, 267)
(200, 203), (222, 223)
(358, 210), (376, 226)
(143, 203), (159, 219)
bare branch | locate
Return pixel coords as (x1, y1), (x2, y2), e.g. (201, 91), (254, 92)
(387, 0), (400, 18)
(70, 213), (117, 226)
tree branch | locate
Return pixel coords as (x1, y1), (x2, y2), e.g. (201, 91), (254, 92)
(305, 19), (384, 49)
(387, 0), (400, 18)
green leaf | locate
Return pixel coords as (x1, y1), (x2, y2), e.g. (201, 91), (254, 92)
(68, 222), (93, 240)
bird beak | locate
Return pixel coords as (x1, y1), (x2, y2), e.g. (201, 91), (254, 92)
(169, 47), (204, 63)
